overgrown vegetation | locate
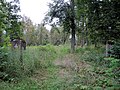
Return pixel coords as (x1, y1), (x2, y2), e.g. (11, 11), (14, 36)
(110, 42), (120, 59)
(75, 46), (120, 89)
(0, 0), (120, 89)
(0, 45), (120, 90)
(0, 47), (9, 81)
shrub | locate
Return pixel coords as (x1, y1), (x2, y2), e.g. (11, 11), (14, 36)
(104, 57), (120, 82)
(110, 42), (120, 59)
(76, 47), (104, 65)
(0, 46), (9, 81)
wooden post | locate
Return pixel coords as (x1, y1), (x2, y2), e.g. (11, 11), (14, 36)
(106, 41), (108, 57)
(20, 40), (23, 66)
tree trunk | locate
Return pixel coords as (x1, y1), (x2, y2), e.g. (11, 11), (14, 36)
(70, 0), (76, 53)
(85, 27), (88, 46)
(20, 40), (23, 66)
(40, 30), (43, 45)
(77, 33), (80, 46)
(0, 31), (3, 47)
(81, 31), (85, 47)
(63, 32), (66, 44)
(71, 27), (76, 53)
(94, 40), (97, 47)
(105, 41), (108, 57)
(81, 16), (85, 47)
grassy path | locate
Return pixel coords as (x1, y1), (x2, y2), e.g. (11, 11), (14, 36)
(0, 46), (119, 90)
(31, 51), (120, 90)
(31, 54), (96, 90)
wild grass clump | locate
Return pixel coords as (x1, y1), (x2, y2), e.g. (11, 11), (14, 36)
(0, 78), (40, 90)
(54, 44), (70, 58)
(0, 46), (9, 81)
(0, 44), (71, 90)
(75, 46), (120, 89)
(22, 45), (58, 75)
(76, 46), (104, 65)
(0, 44), (59, 82)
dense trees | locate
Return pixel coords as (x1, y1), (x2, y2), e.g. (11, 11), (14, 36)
(0, 0), (120, 88)
(22, 15), (36, 45)
(0, 0), (22, 81)
(0, 0), (22, 46)
(45, 0), (76, 52)
(50, 26), (69, 45)
(87, 0), (120, 56)
(45, 0), (120, 53)
(22, 16), (49, 46)
(0, 0), (119, 51)
(88, 0), (120, 43)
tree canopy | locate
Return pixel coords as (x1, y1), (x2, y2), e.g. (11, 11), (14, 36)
(0, 0), (22, 46)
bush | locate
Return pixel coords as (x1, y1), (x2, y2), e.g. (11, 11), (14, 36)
(0, 46), (9, 81)
(76, 47), (104, 65)
(104, 57), (120, 82)
(76, 46), (120, 89)
(110, 42), (120, 59)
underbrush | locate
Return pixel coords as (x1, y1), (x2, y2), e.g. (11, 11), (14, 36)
(75, 46), (120, 89)
(0, 46), (9, 81)
(0, 78), (40, 90)
(0, 44), (70, 90)
(2, 44), (60, 81)
(1, 45), (119, 90)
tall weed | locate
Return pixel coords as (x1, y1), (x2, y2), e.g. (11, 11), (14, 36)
(75, 46), (120, 89)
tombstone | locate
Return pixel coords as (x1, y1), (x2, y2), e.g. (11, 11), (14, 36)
(106, 40), (114, 57)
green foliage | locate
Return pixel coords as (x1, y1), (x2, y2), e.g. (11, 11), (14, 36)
(0, 45), (58, 82)
(37, 46), (119, 90)
(104, 58), (120, 81)
(22, 20), (50, 46)
(45, 0), (76, 52)
(22, 45), (58, 75)
(0, 47), (25, 81)
(105, 42), (120, 81)
(0, 48), (23, 81)
(0, 0), (22, 47)
(1, 45), (120, 90)
(0, 46), (8, 81)
(0, 45), (70, 89)
(76, 46), (104, 64)
(75, 46), (120, 89)
(7, 0), (22, 39)
(110, 42), (120, 59)
(0, 79), (40, 90)
(88, 0), (120, 42)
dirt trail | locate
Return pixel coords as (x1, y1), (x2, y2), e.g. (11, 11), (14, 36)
(54, 54), (91, 79)
(31, 54), (92, 88)
(31, 69), (48, 85)
(54, 54), (77, 70)
(29, 53), (118, 90)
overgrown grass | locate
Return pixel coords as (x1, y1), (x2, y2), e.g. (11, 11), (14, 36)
(74, 46), (120, 89)
(5, 44), (61, 79)
(0, 78), (40, 90)
(0, 45), (120, 90)
(0, 44), (70, 90)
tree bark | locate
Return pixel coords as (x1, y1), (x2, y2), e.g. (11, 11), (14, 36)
(105, 41), (108, 57)
(81, 16), (85, 47)
(71, 25), (76, 53)
(40, 29), (43, 45)
(20, 40), (23, 66)
(81, 30), (85, 47)
(70, 0), (76, 53)
(0, 31), (3, 47)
